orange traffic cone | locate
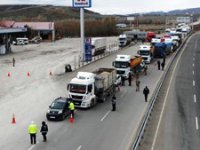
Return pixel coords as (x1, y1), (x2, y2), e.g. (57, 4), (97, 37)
(69, 114), (74, 123)
(7, 72), (11, 77)
(27, 72), (30, 77)
(12, 114), (16, 124)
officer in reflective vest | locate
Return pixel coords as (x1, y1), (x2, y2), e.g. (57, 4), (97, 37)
(69, 101), (75, 118)
(28, 121), (38, 144)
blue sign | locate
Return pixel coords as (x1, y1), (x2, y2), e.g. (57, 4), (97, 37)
(72, 0), (92, 8)
(85, 38), (92, 61)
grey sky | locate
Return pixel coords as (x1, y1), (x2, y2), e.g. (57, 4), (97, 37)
(0, 0), (200, 14)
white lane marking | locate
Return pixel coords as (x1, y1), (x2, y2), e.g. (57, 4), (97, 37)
(100, 111), (111, 122)
(151, 35), (189, 150)
(193, 63), (195, 67)
(193, 57), (195, 61)
(193, 80), (195, 86)
(28, 145), (35, 150)
(194, 94), (197, 103)
(193, 71), (195, 75)
(196, 117), (199, 130)
(77, 145), (82, 150)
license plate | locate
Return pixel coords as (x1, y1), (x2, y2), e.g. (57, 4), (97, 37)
(50, 116), (56, 119)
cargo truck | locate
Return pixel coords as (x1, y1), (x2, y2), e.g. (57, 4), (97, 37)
(137, 45), (154, 64)
(91, 38), (106, 56)
(118, 34), (132, 47)
(112, 55), (144, 79)
(67, 68), (117, 108)
(153, 43), (167, 58)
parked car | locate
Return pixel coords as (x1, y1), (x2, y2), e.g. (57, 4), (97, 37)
(12, 38), (29, 45)
(46, 97), (71, 121)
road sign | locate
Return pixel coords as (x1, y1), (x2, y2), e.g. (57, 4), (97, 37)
(72, 0), (92, 8)
(85, 38), (92, 61)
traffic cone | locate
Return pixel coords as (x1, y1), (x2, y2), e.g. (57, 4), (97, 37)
(27, 72), (30, 77)
(7, 72), (11, 77)
(12, 114), (16, 124)
(69, 114), (74, 123)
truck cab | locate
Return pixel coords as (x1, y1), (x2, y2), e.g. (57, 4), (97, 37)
(118, 34), (131, 47)
(67, 72), (96, 108)
(113, 55), (131, 79)
(138, 45), (152, 64)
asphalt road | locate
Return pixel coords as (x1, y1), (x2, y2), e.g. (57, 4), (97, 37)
(139, 32), (200, 150)
(0, 41), (172, 150)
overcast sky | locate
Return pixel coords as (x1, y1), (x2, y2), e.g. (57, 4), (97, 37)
(0, 0), (200, 15)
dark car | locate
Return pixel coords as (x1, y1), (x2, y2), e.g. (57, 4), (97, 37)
(46, 97), (70, 121)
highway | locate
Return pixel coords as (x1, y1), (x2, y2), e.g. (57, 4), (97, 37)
(0, 39), (172, 150)
(139, 33), (200, 150)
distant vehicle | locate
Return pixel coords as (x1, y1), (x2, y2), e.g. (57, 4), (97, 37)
(138, 45), (154, 64)
(46, 97), (70, 121)
(13, 38), (29, 45)
(29, 36), (42, 44)
(112, 55), (144, 79)
(67, 68), (117, 108)
(118, 34), (132, 47)
(116, 23), (127, 28)
(146, 32), (156, 42)
(91, 38), (106, 56)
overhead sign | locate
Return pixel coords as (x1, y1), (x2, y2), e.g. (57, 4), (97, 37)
(127, 17), (135, 21)
(72, 0), (92, 8)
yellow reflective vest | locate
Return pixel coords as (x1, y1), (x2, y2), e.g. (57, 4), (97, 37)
(69, 102), (75, 110)
(28, 123), (38, 134)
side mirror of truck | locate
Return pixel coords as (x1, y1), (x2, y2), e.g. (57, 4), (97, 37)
(67, 84), (69, 90)
(112, 61), (115, 67)
(137, 50), (140, 55)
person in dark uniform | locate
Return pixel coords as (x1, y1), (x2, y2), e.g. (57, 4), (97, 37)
(143, 86), (150, 102)
(12, 57), (15, 67)
(157, 60), (161, 70)
(161, 61), (165, 70)
(40, 121), (48, 142)
(112, 95), (116, 111)
(128, 72), (132, 86)
(121, 76), (125, 86)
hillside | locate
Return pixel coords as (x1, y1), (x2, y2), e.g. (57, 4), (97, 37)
(0, 5), (103, 21)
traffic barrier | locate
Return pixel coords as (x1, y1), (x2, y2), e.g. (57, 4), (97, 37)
(12, 114), (16, 124)
(69, 114), (74, 123)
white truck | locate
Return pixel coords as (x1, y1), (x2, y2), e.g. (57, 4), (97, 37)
(112, 55), (144, 79)
(137, 45), (153, 64)
(91, 38), (106, 56)
(67, 68), (117, 108)
(118, 34), (132, 47)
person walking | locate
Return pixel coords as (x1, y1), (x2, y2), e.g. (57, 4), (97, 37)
(40, 121), (48, 142)
(135, 71), (139, 80)
(28, 121), (38, 144)
(69, 100), (75, 118)
(143, 86), (150, 102)
(144, 65), (148, 75)
(12, 57), (15, 67)
(128, 72), (132, 86)
(157, 60), (161, 70)
(111, 95), (116, 111)
(136, 79), (140, 92)
(161, 61), (165, 70)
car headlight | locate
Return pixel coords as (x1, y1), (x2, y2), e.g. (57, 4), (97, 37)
(58, 110), (63, 114)
(47, 109), (50, 113)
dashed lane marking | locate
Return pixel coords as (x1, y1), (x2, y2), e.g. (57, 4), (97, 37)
(28, 145), (35, 150)
(194, 94), (196, 103)
(193, 71), (195, 75)
(100, 111), (111, 122)
(193, 63), (195, 67)
(196, 117), (199, 130)
(193, 80), (195, 86)
(77, 145), (82, 150)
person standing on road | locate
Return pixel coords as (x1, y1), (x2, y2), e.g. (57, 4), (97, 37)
(157, 60), (161, 70)
(136, 79), (140, 92)
(12, 57), (15, 67)
(144, 65), (148, 75)
(128, 72), (132, 86)
(40, 121), (48, 142)
(111, 95), (116, 111)
(28, 121), (38, 144)
(121, 76), (125, 86)
(143, 86), (150, 102)
(161, 61), (165, 70)
(69, 100), (75, 118)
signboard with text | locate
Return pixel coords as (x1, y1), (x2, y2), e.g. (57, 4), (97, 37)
(72, 0), (92, 8)
(85, 38), (92, 61)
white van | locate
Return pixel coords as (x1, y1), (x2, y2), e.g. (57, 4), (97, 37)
(13, 38), (29, 45)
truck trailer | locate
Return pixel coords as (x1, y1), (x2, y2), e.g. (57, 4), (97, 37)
(67, 68), (117, 108)
(91, 38), (106, 56)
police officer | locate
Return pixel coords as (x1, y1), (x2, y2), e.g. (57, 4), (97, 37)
(28, 121), (38, 144)
(40, 121), (48, 142)
(157, 60), (161, 70)
(69, 100), (75, 118)
(143, 86), (150, 102)
(128, 72), (132, 86)
(112, 95), (116, 111)
(12, 57), (15, 67)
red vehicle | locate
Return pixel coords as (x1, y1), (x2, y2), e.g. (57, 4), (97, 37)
(146, 32), (156, 42)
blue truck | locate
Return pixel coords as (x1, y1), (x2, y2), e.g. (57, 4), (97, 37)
(154, 43), (166, 58)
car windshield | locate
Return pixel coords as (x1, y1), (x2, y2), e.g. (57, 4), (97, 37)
(114, 61), (129, 68)
(140, 50), (150, 56)
(50, 101), (65, 109)
(70, 84), (86, 94)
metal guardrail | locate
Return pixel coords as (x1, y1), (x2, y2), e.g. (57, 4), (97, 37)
(131, 32), (193, 150)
